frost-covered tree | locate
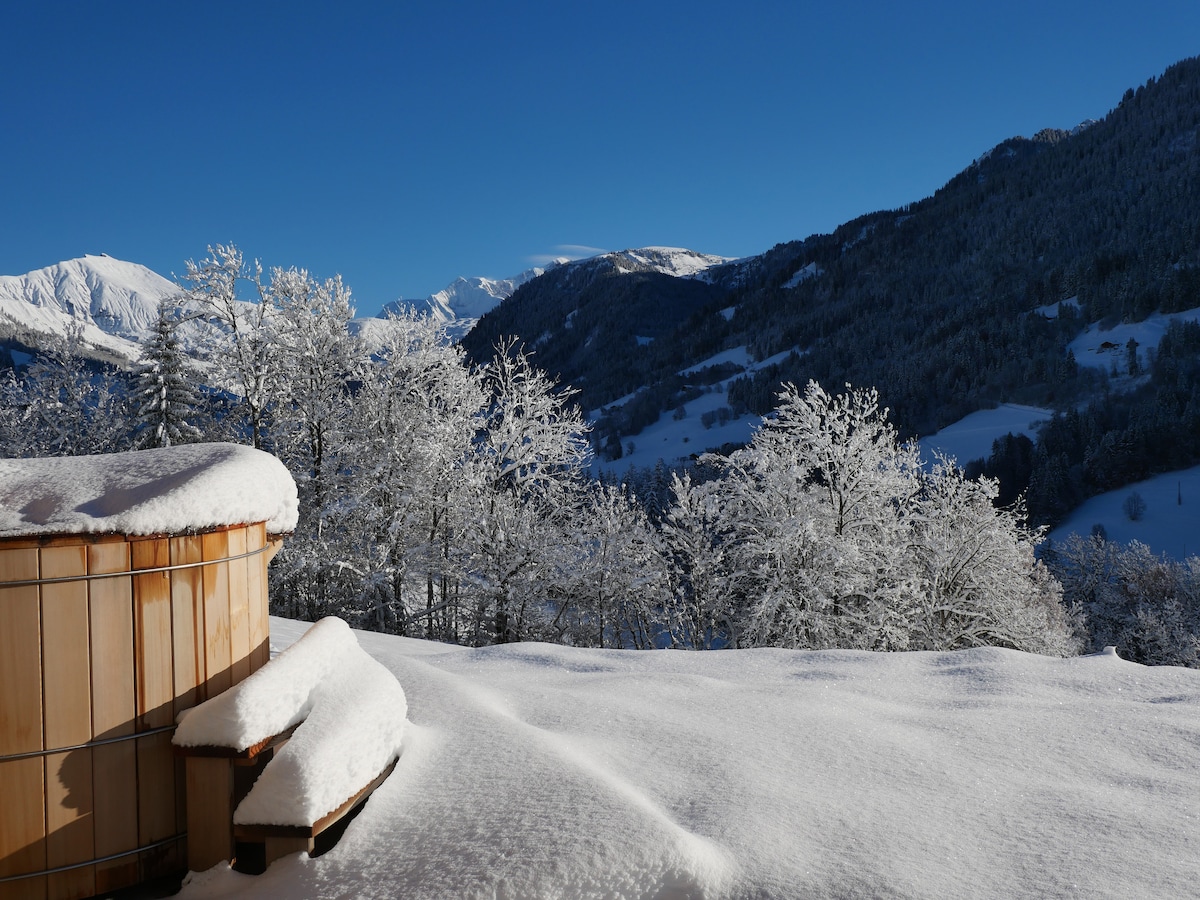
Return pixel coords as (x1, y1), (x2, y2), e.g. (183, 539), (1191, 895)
(667, 380), (1077, 655)
(467, 339), (592, 644)
(1048, 535), (1200, 666)
(659, 472), (741, 649)
(328, 310), (486, 636)
(184, 244), (278, 448)
(558, 482), (670, 648)
(721, 382), (922, 650)
(262, 268), (365, 622)
(268, 267), (361, 509)
(131, 298), (205, 449)
(912, 458), (1077, 654)
(4, 323), (132, 457)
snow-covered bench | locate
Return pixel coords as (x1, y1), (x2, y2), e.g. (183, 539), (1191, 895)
(173, 617), (406, 872)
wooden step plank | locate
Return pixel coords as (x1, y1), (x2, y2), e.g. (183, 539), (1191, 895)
(184, 757), (237, 872)
(173, 723), (299, 760)
(233, 756), (398, 840)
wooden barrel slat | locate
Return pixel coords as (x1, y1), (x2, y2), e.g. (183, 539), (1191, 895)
(132, 539), (173, 731)
(87, 541), (139, 895)
(200, 531), (232, 698)
(227, 528), (250, 685)
(0, 547), (46, 900)
(0, 548), (43, 755)
(247, 523), (269, 672)
(40, 546), (95, 900)
(170, 536), (204, 714)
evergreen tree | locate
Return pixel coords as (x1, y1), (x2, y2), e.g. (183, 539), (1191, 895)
(131, 299), (204, 449)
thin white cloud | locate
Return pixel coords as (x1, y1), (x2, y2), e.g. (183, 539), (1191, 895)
(526, 245), (607, 267)
(555, 244), (607, 257)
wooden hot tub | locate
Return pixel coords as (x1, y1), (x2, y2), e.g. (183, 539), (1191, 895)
(0, 444), (297, 900)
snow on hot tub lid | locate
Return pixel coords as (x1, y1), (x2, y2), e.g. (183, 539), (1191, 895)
(0, 442), (299, 538)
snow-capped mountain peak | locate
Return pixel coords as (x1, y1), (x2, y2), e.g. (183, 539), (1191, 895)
(376, 264), (555, 339)
(0, 255), (182, 362)
(603, 247), (733, 279)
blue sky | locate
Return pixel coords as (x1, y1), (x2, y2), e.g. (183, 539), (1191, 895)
(2, 2), (1198, 316)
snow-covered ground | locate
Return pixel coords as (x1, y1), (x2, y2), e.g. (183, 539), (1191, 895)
(917, 403), (1052, 467)
(1049, 462), (1200, 560)
(592, 347), (796, 475)
(1068, 304), (1200, 373)
(177, 616), (1200, 900)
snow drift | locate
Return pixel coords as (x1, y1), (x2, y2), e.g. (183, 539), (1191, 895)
(175, 617), (407, 829)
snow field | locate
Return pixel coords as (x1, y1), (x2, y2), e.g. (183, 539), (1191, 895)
(594, 346), (797, 474)
(1049, 462), (1200, 560)
(917, 403), (1051, 468)
(178, 617), (1200, 900)
(1067, 304), (1200, 373)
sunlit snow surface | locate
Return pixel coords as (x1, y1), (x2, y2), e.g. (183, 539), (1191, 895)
(176, 618), (406, 828)
(592, 347), (796, 475)
(179, 617), (1200, 900)
(0, 443), (299, 536)
(0, 254), (179, 360)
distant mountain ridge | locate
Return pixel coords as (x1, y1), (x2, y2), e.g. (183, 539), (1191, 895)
(458, 246), (736, 406)
(463, 57), (1200, 462)
(378, 266), (554, 340)
(377, 248), (732, 340)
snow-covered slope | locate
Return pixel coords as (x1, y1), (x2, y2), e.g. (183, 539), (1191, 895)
(918, 403), (1052, 467)
(592, 345), (794, 474)
(1068, 304), (1200, 374)
(602, 246), (732, 279)
(0, 254), (181, 361)
(178, 616), (1200, 900)
(1049, 462), (1200, 560)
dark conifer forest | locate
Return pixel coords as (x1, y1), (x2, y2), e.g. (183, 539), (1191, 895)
(464, 57), (1200, 527)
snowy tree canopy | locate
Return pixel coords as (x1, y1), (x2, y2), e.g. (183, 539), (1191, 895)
(666, 381), (1078, 654)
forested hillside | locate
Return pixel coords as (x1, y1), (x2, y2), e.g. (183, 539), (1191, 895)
(464, 58), (1200, 525)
